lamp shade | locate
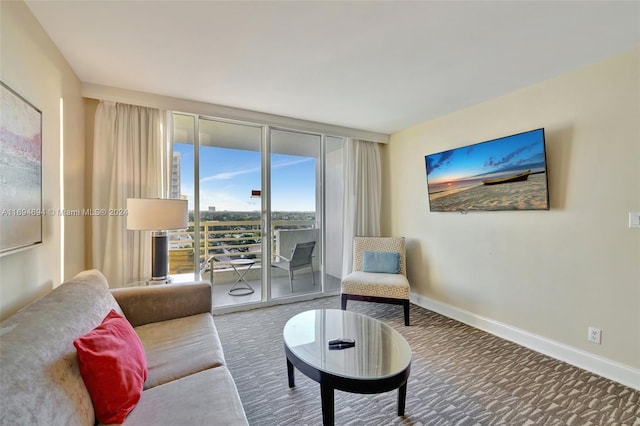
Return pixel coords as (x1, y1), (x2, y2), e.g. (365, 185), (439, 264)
(126, 198), (188, 231)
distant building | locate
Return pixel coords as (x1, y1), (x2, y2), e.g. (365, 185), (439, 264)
(208, 206), (216, 212)
(171, 152), (181, 199)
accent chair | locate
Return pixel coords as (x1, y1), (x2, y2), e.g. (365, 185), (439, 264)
(341, 236), (410, 325)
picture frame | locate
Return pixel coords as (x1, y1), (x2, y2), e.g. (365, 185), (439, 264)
(0, 81), (43, 256)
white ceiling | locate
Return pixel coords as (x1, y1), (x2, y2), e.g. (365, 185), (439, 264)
(25, 1), (640, 134)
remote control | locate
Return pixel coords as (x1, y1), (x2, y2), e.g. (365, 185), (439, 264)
(328, 338), (355, 346)
(328, 343), (355, 350)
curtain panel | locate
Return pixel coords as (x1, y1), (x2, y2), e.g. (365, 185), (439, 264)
(342, 138), (381, 276)
(92, 101), (167, 286)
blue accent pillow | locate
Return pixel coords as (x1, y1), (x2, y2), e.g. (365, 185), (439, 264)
(362, 251), (400, 274)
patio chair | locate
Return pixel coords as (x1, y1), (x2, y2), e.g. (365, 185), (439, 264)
(341, 236), (411, 325)
(200, 255), (215, 285)
(272, 241), (316, 292)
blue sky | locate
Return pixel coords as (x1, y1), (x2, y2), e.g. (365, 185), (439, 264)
(425, 129), (546, 185)
(175, 144), (316, 212)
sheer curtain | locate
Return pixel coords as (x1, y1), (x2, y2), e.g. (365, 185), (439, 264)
(342, 138), (381, 276)
(92, 101), (167, 287)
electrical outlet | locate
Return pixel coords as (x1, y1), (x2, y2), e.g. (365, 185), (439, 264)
(588, 327), (601, 344)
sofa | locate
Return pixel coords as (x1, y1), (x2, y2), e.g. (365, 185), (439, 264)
(0, 269), (248, 425)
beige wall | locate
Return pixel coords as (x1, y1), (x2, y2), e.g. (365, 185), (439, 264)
(385, 49), (640, 371)
(0, 1), (85, 320)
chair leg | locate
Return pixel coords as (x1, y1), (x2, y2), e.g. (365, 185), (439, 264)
(341, 294), (348, 310)
(289, 270), (293, 292)
(403, 300), (410, 326)
(310, 265), (315, 286)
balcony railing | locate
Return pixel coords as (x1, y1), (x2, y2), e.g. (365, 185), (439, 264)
(168, 219), (316, 275)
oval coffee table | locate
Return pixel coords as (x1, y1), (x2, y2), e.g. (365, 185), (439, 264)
(283, 309), (411, 425)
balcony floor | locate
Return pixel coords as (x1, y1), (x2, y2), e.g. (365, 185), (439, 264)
(212, 271), (341, 308)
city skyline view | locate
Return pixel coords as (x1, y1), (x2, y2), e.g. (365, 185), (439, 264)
(174, 143), (317, 212)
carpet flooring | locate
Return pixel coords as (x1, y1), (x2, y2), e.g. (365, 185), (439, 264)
(214, 297), (639, 426)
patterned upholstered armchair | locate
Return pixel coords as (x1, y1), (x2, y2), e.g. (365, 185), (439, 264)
(341, 236), (411, 326)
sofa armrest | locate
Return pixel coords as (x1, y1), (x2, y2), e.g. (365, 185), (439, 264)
(111, 282), (212, 327)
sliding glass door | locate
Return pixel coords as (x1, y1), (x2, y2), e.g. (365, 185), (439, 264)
(171, 114), (263, 307)
(269, 129), (321, 299)
(170, 113), (344, 310)
(198, 118), (263, 306)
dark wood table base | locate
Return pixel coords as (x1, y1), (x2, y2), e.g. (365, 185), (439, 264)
(286, 351), (410, 425)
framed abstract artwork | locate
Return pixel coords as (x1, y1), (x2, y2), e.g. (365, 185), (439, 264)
(0, 81), (43, 256)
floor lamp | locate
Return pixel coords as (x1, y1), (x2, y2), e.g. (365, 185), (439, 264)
(126, 198), (188, 284)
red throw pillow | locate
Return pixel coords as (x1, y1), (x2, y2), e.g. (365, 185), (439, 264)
(74, 309), (148, 424)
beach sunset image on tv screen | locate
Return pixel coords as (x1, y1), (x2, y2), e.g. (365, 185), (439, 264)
(425, 129), (549, 212)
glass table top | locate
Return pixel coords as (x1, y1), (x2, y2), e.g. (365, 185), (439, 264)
(283, 309), (412, 380)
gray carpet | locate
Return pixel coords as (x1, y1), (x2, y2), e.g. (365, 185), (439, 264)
(214, 296), (640, 426)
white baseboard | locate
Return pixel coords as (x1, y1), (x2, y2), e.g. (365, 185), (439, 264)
(410, 292), (640, 391)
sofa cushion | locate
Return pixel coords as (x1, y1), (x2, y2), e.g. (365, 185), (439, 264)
(111, 282), (212, 327)
(135, 313), (226, 389)
(0, 270), (121, 426)
(341, 271), (410, 299)
(74, 309), (148, 424)
(114, 367), (248, 426)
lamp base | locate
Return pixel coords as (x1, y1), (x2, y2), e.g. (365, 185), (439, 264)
(151, 230), (170, 283)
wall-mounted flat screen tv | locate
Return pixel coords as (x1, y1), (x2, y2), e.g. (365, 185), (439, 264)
(425, 128), (549, 212)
